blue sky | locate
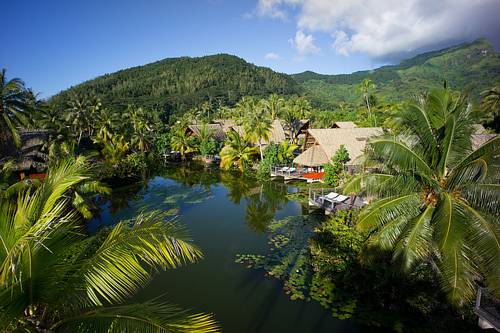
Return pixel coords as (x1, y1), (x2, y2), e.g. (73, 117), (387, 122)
(2, 0), (499, 97)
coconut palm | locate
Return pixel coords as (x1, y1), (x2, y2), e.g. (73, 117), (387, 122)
(357, 78), (376, 125)
(65, 94), (92, 144)
(264, 94), (285, 120)
(0, 69), (29, 148)
(344, 88), (499, 307)
(220, 130), (258, 172)
(277, 140), (297, 163)
(0, 159), (219, 332)
(244, 107), (272, 161)
(171, 129), (197, 160)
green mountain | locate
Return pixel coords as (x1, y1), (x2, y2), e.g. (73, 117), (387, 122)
(51, 39), (499, 116)
(293, 39), (500, 109)
(50, 54), (301, 116)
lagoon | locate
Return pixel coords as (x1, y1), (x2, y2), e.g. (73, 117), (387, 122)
(89, 166), (359, 333)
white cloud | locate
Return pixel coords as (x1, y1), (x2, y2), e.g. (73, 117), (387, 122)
(289, 30), (320, 55)
(256, 0), (500, 59)
(256, 0), (303, 19)
(265, 52), (281, 60)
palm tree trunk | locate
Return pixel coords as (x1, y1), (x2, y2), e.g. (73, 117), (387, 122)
(259, 140), (263, 161)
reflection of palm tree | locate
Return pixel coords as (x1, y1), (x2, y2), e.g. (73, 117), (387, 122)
(245, 198), (274, 233)
(220, 172), (256, 204)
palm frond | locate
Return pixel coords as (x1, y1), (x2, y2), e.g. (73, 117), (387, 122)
(52, 298), (219, 333)
(356, 194), (421, 232)
(369, 137), (433, 177)
(76, 211), (202, 306)
(393, 205), (434, 272)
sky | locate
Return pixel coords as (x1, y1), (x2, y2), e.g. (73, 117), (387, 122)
(2, 0), (499, 97)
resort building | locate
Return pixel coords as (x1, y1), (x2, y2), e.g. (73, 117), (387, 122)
(185, 123), (226, 142)
(229, 119), (288, 145)
(1, 129), (51, 180)
(331, 121), (357, 129)
(293, 127), (383, 170)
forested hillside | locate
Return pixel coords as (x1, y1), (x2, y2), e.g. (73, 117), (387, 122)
(293, 39), (500, 108)
(51, 39), (499, 115)
(50, 54), (301, 117)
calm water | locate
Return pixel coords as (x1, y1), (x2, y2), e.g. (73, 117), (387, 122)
(90, 166), (359, 333)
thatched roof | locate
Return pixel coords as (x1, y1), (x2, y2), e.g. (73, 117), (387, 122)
(213, 119), (236, 132)
(294, 127), (382, 166)
(293, 145), (329, 166)
(186, 124), (226, 141)
(332, 121), (357, 129)
(472, 134), (497, 149)
(228, 120), (287, 145)
(264, 120), (287, 144)
(472, 124), (487, 134)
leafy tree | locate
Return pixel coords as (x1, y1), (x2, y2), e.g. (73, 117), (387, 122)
(0, 69), (29, 148)
(323, 145), (350, 187)
(480, 86), (500, 132)
(333, 144), (350, 166)
(220, 130), (258, 172)
(344, 88), (500, 306)
(0, 159), (219, 332)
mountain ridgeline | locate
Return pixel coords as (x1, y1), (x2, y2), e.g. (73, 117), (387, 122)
(50, 54), (301, 118)
(294, 39), (500, 108)
(51, 39), (500, 115)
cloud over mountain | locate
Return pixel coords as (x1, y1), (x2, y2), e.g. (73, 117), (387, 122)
(257, 0), (500, 59)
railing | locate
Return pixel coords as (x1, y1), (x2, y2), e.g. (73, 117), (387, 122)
(270, 165), (304, 177)
(308, 188), (366, 212)
(475, 287), (500, 331)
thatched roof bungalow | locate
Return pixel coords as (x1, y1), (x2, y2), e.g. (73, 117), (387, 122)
(229, 119), (287, 145)
(185, 124), (226, 142)
(0, 129), (50, 179)
(332, 121), (357, 129)
(293, 127), (383, 167)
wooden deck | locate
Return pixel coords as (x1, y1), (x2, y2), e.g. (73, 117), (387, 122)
(270, 166), (323, 183)
(308, 188), (367, 214)
(476, 287), (500, 331)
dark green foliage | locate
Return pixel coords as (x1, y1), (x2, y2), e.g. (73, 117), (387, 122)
(294, 39), (500, 109)
(50, 54), (301, 118)
(198, 138), (220, 157)
(323, 145), (350, 186)
(257, 143), (280, 180)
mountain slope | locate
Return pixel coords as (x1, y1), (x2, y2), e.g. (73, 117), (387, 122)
(293, 39), (500, 108)
(50, 54), (301, 116)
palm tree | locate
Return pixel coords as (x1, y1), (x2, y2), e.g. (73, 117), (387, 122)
(0, 159), (219, 332)
(244, 105), (272, 161)
(277, 140), (297, 163)
(65, 94), (91, 144)
(220, 130), (258, 172)
(357, 78), (376, 125)
(101, 135), (131, 165)
(264, 94), (285, 120)
(171, 129), (197, 161)
(0, 69), (29, 148)
(344, 89), (499, 307)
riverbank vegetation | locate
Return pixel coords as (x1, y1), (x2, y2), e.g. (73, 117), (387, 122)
(1, 64), (499, 332)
